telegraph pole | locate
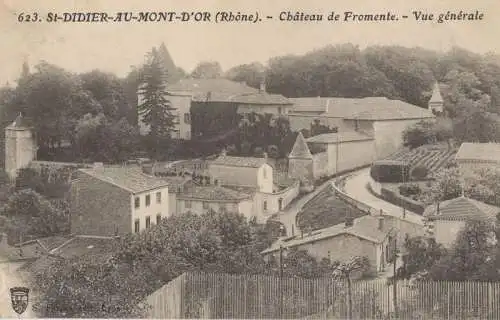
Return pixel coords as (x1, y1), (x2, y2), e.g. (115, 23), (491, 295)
(279, 245), (284, 318)
(392, 236), (398, 318)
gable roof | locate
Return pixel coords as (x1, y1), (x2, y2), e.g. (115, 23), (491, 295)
(455, 142), (500, 163)
(429, 82), (443, 103)
(78, 166), (169, 194)
(306, 131), (374, 144)
(262, 215), (393, 254)
(290, 97), (435, 120)
(424, 196), (500, 221)
(166, 78), (258, 95)
(228, 92), (292, 105)
(288, 132), (312, 159)
(210, 155), (267, 168)
(344, 99), (435, 120)
(178, 185), (253, 202)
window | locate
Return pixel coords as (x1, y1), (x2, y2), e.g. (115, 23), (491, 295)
(278, 107), (282, 114)
(134, 197), (140, 209)
(203, 202), (209, 210)
(263, 201), (268, 211)
(184, 113), (191, 124)
(145, 195), (151, 207)
(156, 214), (161, 225)
(146, 216), (151, 229)
(185, 200), (192, 209)
(156, 192), (161, 204)
(134, 219), (140, 233)
(176, 130), (181, 139)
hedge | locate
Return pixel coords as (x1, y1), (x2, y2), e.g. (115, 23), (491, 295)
(370, 160), (411, 183)
(380, 187), (425, 214)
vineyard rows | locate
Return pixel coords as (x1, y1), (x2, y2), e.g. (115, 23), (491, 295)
(386, 145), (457, 174)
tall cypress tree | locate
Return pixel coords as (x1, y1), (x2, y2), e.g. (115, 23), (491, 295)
(138, 47), (177, 158)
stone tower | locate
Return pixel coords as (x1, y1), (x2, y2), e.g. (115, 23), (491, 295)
(429, 82), (444, 114)
(288, 132), (314, 181)
(5, 113), (37, 180)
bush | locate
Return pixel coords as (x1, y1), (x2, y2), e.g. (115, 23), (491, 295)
(411, 165), (429, 180)
(399, 183), (421, 197)
(370, 161), (411, 183)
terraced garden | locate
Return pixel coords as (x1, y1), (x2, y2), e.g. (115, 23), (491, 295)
(296, 185), (367, 231)
(385, 145), (457, 175)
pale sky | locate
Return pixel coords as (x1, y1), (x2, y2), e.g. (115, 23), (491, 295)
(0, 0), (499, 84)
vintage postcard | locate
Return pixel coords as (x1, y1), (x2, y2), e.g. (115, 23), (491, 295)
(0, 0), (499, 318)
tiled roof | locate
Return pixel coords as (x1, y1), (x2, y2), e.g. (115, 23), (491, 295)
(430, 83), (443, 103)
(306, 131), (374, 144)
(288, 132), (312, 159)
(455, 143), (500, 162)
(6, 113), (30, 129)
(79, 166), (169, 194)
(156, 176), (191, 193)
(345, 99), (435, 120)
(424, 196), (500, 221)
(262, 215), (393, 254)
(228, 93), (292, 105)
(50, 236), (117, 260)
(289, 97), (330, 113)
(192, 91), (292, 105)
(291, 97), (435, 120)
(210, 155), (267, 168)
(166, 78), (258, 94)
(178, 185), (253, 202)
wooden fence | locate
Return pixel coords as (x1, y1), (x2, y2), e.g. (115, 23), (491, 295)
(147, 272), (500, 319)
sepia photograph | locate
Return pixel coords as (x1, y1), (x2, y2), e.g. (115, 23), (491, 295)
(0, 0), (499, 318)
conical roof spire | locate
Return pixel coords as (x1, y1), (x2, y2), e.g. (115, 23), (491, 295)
(288, 132), (312, 159)
(7, 112), (29, 129)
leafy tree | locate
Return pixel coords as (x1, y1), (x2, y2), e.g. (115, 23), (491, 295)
(395, 236), (446, 280)
(429, 220), (498, 281)
(138, 48), (177, 158)
(402, 120), (438, 149)
(1, 189), (69, 242)
(225, 62), (265, 88)
(80, 70), (130, 121)
(74, 113), (139, 163)
(190, 61), (223, 79)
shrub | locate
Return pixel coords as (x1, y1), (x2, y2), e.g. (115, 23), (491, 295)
(399, 183), (421, 197)
(411, 165), (429, 180)
(370, 161), (411, 183)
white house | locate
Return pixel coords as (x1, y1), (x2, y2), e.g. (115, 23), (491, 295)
(423, 196), (500, 248)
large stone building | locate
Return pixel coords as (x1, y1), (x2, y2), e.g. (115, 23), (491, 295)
(423, 196), (499, 248)
(138, 78), (260, 140)
(288, 97), (436, 159)
(70, 165), (170, 236)
(4, 113), (37, 180)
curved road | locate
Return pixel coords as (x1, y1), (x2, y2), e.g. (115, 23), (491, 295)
(0, 261), (35, 318)
(343, 167), (424, 226)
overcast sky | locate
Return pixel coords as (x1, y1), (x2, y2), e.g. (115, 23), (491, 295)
(0, 0), (498, 84)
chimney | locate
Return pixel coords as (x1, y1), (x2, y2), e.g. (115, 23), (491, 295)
(345, 217), (354, 228)
(259, 80), (266, 93)
(378, 216), (384, 231)
(93, 162), (104, 172)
